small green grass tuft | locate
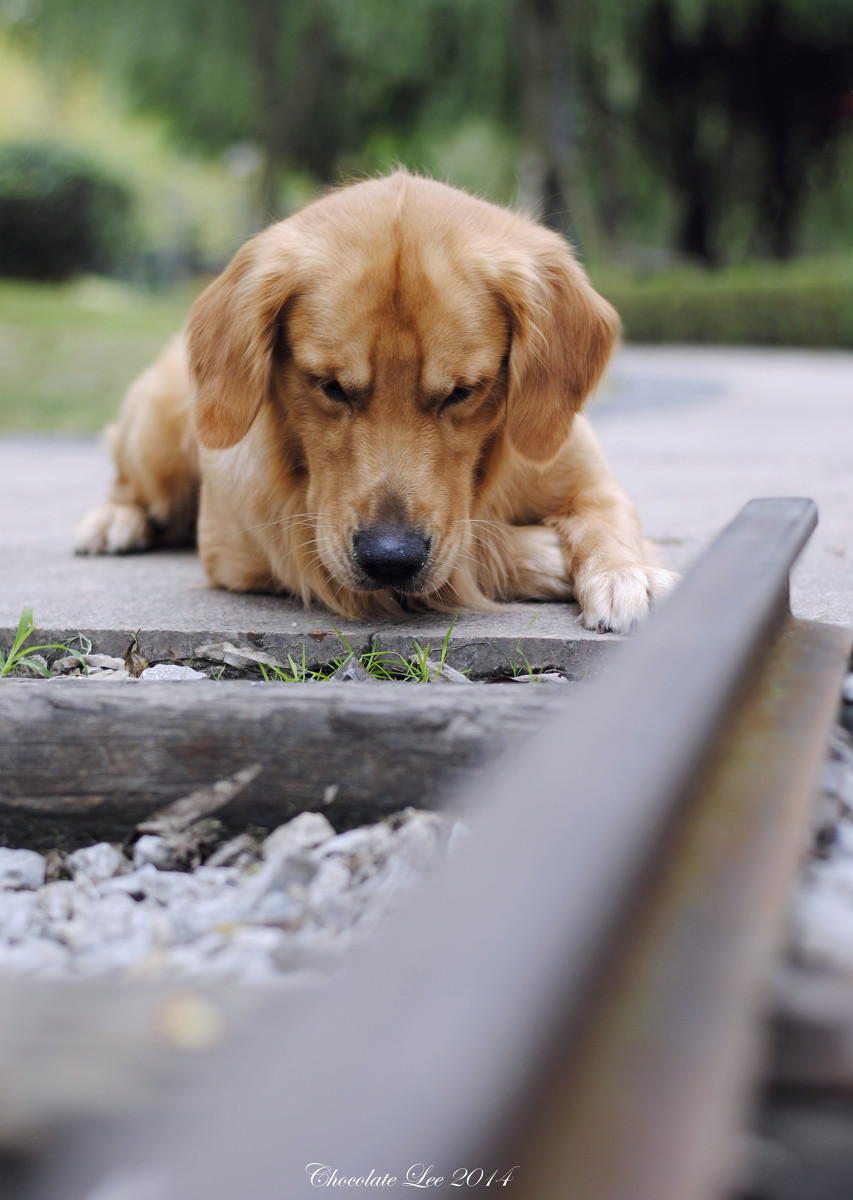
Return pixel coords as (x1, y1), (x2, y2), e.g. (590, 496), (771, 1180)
(259, 612), (464, 683)
(0, 606), (87, 677)
(491, 611), (539, 678)
(258, 643), (316, 683)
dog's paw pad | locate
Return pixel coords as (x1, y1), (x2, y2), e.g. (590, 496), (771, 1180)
(579, 565), (679, 635)
(74, 503), (152, 555)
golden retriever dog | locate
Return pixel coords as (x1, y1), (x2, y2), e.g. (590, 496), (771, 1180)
(75, 172), (675, 633)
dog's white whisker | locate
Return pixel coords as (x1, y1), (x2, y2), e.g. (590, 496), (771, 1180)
(239, 513), (328, 537)
(462, 529), (510, 554)
(453, 518), (514, 551)
(272, 536), (330, 566)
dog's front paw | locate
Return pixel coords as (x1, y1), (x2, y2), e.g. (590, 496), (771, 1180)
(74, 503), (152, 555)
(577, 564), (678, 634)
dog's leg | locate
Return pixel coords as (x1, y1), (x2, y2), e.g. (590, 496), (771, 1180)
(545, 509), (677, 633)
(491, 524), (573, 601)
(489, 519), (675, 632)
(74, 338), (199, 555)
(539, 420), (677, 633)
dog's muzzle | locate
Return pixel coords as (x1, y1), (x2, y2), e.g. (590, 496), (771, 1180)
(352, 524), (431, 590)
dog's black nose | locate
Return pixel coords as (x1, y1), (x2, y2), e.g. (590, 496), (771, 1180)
(352, 525), (431, 588)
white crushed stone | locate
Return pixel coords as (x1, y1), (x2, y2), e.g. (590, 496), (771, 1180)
(133, 835), (178, 870)
(0, 848), (46, 890)
(8, 653), (49, 677)
(52, 654), (110, 673)
(66, 842), (127, 883)
(192, 642), (283, 671)
(0, 808), (461, 985)
(140, 664), (209, 681)
(422, 658), (470, 684)
(789, 724), (853, 974)
(262, 811), (335, 860)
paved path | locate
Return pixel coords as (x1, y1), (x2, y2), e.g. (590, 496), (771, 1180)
(1, 346), (851, 669)
(598, 347), (853, 627)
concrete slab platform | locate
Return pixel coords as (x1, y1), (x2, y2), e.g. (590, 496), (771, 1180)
(597, 347), (853, 629)
(2, 345), (851, 678)
(0, 437), (614, 680)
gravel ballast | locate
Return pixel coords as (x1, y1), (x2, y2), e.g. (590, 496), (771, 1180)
(788, 705), (853, 974)
(0, 807), (462, 985)
(0, 672), (850, 990)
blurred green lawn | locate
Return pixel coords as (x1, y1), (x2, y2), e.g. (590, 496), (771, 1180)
(0, 277), (199, 433)
(592, 258), (853, 350)
(2, 258), (851, 436)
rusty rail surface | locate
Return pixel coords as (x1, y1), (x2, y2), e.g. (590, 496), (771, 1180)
(7, 498), (853, 1200)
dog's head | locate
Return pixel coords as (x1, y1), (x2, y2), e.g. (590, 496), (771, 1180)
(187, 173), (619, 602)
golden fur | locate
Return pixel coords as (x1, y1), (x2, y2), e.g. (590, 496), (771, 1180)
(75, 172), (675, 632)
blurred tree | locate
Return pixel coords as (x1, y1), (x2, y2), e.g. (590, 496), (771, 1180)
(10, 0), (850, 264)
(729, 0), (853, 259)
(12, 0), (344, 219)
(11, 0), (611, 242)
(579, 0), (853, 264)
(514, 0), (580, 232)
(13, 0), (519, 222)
(630, 1), (739, 265)
(0, 140), (132, 279)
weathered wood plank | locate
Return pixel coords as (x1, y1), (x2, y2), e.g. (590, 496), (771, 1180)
(0, 681), (570, 842)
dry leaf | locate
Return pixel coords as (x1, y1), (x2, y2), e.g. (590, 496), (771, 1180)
(137, 764), (262, 834)
(124, 632), (148, 677)
(193, 641), (283, 670)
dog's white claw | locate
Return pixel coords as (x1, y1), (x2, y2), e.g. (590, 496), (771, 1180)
(74, 503), (152, 555)
(578, 565), (679, 635)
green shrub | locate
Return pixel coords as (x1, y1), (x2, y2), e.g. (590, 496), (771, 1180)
(592, 260), (853, 349)
(0, 141), (132, 281)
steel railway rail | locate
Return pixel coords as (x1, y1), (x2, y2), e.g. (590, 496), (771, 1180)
(5, 497), (852, 1200)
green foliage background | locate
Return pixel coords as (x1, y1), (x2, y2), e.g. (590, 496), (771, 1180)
(9, 0), (853, 267)
(0, 0), (851, 416)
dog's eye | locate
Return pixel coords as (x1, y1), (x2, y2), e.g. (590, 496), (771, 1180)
(441, 386), (471, 410)
(320, 379), (349, 404)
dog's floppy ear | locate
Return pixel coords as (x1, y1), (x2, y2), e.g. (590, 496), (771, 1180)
(492, 226), (620, 463)
(187, 226), (302, 450)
